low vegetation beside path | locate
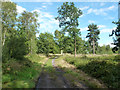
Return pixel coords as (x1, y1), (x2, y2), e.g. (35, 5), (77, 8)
(57, 55), (120, 88)
(2, 54), (46, 88)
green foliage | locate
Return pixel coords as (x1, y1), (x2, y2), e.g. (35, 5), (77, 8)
(54, 30), (89, 54)
(1, 2), (17, 46)
(109, 20), (120, 53)
(17, 11), (40, 54)
(56, 2), (82, 56)
(2, 55), (42, 88)
(62, 36), (74, 53)
(2, 1), (18, 60)
(86, 23), (100, 54)
(54, 30), (65, 50)
(37, 32), (60, 55)
(64, 55), (120, 88)
(96, 45), (113, 54)
(2, 2), (40, 61)
(3, 35), (28, 60)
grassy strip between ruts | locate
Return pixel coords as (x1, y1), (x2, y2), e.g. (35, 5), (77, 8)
(60, 55), (120, 88)
(43, 57), (57, 80)
(2, 54), (46, 88)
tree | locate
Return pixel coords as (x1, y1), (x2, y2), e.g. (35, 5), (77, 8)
(1, 2), (17, 46)
(17, 11), (40, 54)
(3, 32), (29, 60)
(63, 36), (74, 54)
(1, 1), (18, 60)
(76, 37), (89, 54)
(86, 23), (100, 54)
(37, 33), (60, 55)
(109, 20), (120, 54)
(55, 2), (82, 57)
(54, 30), (64, 51)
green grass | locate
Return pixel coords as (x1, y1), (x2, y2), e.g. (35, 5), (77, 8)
(64, 55), (120, 88)
(46, 59), (53, 66)
(54, 56), (106, 88)
(43, 57), (58, 80)
(2, 54), (45, 88)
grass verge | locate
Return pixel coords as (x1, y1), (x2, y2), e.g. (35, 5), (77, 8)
(55, 56), (107, 88)
(63, 55), (120, 88)
(2, 54), (46, 88)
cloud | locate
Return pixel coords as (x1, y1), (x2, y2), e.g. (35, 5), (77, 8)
(100, 2), (105, 6)
(42, 3), (47, 4)
(88, 20), (95, 24)
(81, 27), (88, 31)
(100, 27), (116, 33)
(107, 5), (115, 10)
(16, 5), (26, 14)
(87, 5), (116, 15)
(87, 8), (107, 15)
(79, 6), (89, 10)
(42, 5), (47, 9)
(42, 2), (53, 5)
(98, 25), (106, 28)
(32, 9), (59, 34)
(35, 5), (47, 10)
(42, 6), (46, 8)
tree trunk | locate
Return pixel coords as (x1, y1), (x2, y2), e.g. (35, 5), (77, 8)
(93, 40), (95, 54)
(31, 38), (32, 54)
(2, 30), (6, 46)
(119, 48), (120, 54)
(74, 38), (76, 57)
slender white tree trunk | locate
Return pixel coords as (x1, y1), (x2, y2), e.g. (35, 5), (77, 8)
(2, 30), (6, 46)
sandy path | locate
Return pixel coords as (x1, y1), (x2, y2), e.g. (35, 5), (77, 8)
(35, 57), (71, 89)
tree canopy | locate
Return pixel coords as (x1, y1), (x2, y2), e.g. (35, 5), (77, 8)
(109, 20), (120, 53)
(55, 2), (82, 57)
(86, 23), (100, 54)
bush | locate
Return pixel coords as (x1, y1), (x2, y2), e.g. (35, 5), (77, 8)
(64, 55), (120, 88)
(2, 54), (42, 88)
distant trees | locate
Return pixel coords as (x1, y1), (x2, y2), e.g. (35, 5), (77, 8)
(86, 23), (100, 54)
(37, 33), (60, 56)
(97, 45), (113, 54)
(109, 20), (120, 54)
(1, 1), (115, 60)
(55, 2), (82, 57)
(54, 30), (64, 51)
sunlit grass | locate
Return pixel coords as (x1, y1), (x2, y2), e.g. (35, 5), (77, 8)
(2, 54), (47, 88)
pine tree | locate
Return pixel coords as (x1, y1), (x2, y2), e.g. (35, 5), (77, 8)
(86, 23), (100, 54)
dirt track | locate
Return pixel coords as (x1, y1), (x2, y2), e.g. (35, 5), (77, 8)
(35, 57), (88, 89)
(35, 57), (70, 88)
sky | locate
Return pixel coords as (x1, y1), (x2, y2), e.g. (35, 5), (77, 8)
(11, 0), (119, 47)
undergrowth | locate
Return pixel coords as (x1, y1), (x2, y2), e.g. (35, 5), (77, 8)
(64, 55), (120, 88)
(2, 54), (44, 88)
